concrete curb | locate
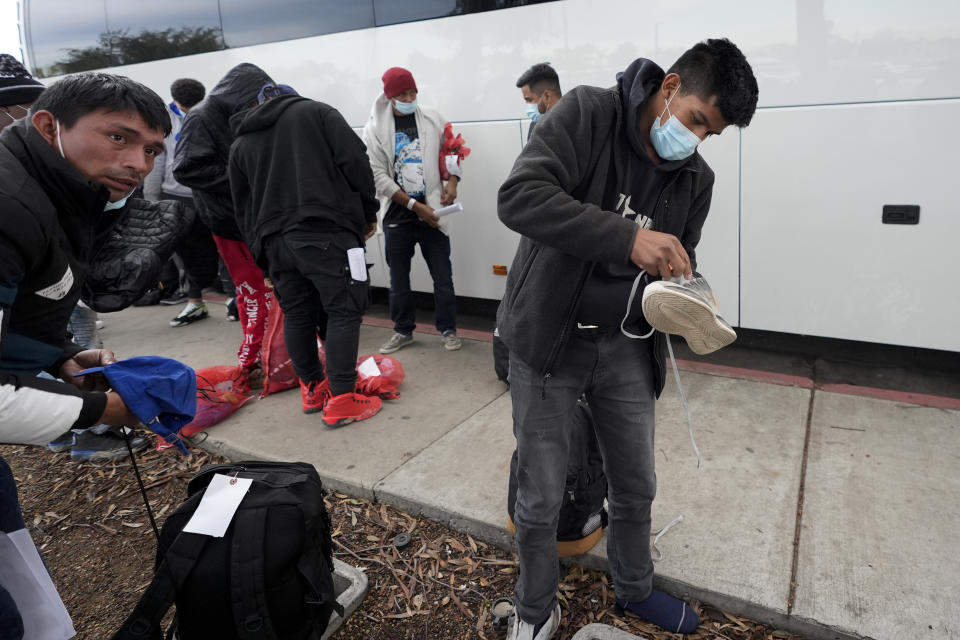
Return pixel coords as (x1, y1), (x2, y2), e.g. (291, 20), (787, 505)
(321, 558), (369, 639)
(193, 435), (870, 640)
(571, 624), (649, 640)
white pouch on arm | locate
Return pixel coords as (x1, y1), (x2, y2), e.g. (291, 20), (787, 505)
(444, 154), (461, 178)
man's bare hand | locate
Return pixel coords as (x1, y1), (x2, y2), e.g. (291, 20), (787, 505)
(365, 222), (378, 239)
(60, 349), (118, 391)
(98, 391), (140, 427)
(629, 229), (692, 278)
(414, 203), (440, 229)
(440, 179), (458, 206)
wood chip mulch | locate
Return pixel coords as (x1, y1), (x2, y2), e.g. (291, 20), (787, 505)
(1, 439), (808, 640)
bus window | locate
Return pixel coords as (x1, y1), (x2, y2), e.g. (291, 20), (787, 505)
(374, 0), (559, 27)
(103, 0), (223, 64)
(374, 0), (459, 25)
(27, 0), (107, 77)
(219, 0), (375, 48)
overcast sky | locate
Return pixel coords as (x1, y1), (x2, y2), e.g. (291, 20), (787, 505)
(1, 0), (23, 61)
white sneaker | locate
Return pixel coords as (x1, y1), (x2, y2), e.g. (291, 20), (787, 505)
(641, 276), (736, 355)
(379, 332), (413, 354)
(506, 603), (560, 640)
(441, 331), (462, 351)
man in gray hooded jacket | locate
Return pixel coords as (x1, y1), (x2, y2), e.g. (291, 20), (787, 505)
(497, 39), (758, 639)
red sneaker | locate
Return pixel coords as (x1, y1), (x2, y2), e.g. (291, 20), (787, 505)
(321, 392), (382, 427)
(300, 378), (330, 414)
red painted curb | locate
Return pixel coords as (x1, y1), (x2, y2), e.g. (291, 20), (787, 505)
(671, 359), (815, 389)
(362, 316), (493, 342)
(817, 384), (960, 411)
(361, 318), (958, 410)
(672, 359), (958, 410)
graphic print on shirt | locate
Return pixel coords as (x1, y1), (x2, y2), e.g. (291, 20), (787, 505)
(394, 132), (425, 198)
(616, 193), (653, 230)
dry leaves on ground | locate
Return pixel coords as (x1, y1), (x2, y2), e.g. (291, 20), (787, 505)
(2, 440), (807, 640)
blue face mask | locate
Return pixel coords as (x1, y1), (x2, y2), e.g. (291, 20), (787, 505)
(649, 82), (701, 161)
(394, 98), (417, 115)
(104, 194), (131, 211)
(524, 104), (542, 122)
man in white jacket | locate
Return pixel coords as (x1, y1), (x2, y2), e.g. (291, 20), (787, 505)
(361, 67), (462, 354)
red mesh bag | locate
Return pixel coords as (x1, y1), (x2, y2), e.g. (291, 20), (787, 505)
(438, 122), (470, 180)
(260, 303), (326, 398)
(179, 365), (252, 437)
(355, 354), (404, 400)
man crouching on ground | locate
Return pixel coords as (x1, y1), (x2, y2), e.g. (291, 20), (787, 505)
(496, 39), (758, 639)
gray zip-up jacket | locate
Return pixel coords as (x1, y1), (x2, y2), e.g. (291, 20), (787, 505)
(496, 83), (715, 397)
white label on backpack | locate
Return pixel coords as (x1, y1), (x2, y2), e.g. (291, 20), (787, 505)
(182, 473), (252, 537)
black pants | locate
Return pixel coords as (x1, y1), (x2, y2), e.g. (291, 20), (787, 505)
(162, 192), (219, 298)
(263, 226), (367, 397)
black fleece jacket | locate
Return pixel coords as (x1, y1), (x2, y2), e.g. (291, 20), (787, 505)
(496, 59), (715, 397)
(228, 94), (379, 267)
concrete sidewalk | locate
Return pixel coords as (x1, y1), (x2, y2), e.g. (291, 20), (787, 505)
(100, 304), (959, 640)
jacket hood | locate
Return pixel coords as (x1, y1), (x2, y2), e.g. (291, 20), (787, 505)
(616, 58), (665, 159)
(207, 63), (275, 116)
(617, 57), (696, 170)
(369, 93), (403, 122)
(231, 94), (304, 137)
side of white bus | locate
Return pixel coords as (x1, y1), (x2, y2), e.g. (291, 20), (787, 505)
(22, 0), (960, 352)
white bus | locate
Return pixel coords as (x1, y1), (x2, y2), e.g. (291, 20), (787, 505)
(18, 0), (960, 353)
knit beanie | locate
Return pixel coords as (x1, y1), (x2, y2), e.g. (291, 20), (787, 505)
(0, 54), (45, 106)
(381, 67), (417, 99)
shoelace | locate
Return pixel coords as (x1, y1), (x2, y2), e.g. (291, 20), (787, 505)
(622, 270), (702, 469)
(650, 514), (684, 562)
(621, 270), (701, 563)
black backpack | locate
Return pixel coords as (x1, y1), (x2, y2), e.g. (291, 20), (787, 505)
(507, 400), (608, 557)
(113, 461), (342, 640)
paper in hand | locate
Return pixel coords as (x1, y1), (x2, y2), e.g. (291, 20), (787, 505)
(434, 203), (463, 217)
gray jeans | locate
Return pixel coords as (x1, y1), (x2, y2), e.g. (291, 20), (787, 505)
(508, 327), (657, 623)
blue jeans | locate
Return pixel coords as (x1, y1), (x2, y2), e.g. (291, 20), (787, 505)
(384, 221), (456, 335)
(508, 328), (657, 624)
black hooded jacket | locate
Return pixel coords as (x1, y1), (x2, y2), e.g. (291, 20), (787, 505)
(173, 63), (274, 240)
(228, 94), (379, 267)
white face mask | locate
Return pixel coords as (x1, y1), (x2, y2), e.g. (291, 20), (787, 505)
(103, 194), (131, 211)
(55, 119), (66, 158)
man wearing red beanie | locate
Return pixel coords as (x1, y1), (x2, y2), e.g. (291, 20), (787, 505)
(362, 67), (462, 355)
